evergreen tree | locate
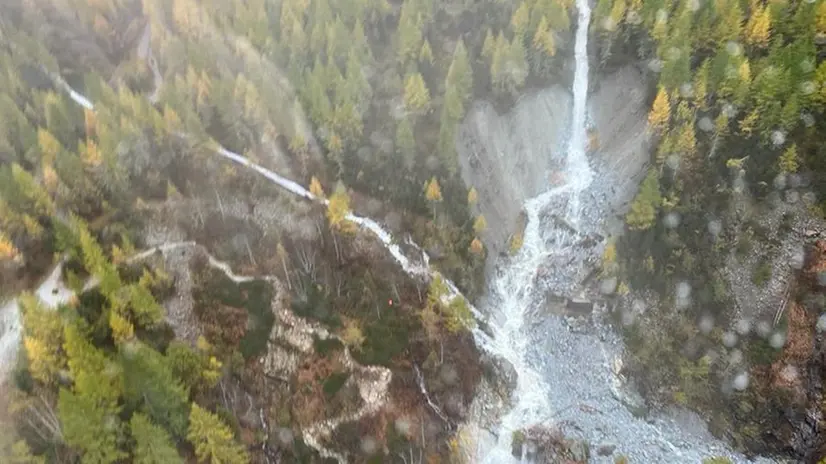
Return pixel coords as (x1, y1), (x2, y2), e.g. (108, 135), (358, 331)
(648, 87), (671, 132)
(187, 404), (250, 464)
(396, 117), (416, 158)
(396, 3), (423, 65)
(445, 40), (473, 114)
(58, 388), (126, 463)
(403, 72), (431, 112)
(626, 169), (661, 231)
(745, 5), (771, 48)
(419, 40), (434, 65)
(130, 414), (183, 464)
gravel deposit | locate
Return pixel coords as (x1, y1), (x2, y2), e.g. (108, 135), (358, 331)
(459, 64), (779, 463)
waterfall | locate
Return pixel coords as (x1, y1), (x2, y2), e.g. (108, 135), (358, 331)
(477, 0), (593, 461)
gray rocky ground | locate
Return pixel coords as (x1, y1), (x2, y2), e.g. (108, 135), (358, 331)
(457, 66), (781, 463)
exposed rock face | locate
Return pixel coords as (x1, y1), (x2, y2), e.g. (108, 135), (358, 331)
(456, 65), (650, 265)
(722, 180), (826, 323)
(511, 425), (591, 463)
(457, 87), (571, 259)
(586, 65), (650, 235)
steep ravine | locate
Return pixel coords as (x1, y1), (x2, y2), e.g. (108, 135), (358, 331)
(456, 1), (776, 462)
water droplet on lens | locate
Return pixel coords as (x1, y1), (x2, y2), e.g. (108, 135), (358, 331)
(648, 59), (664, 73)
(800, 81), (816, 95)
(732, 372), (749, 391)
(722, 331), (738, 348)
(771, 130), (786, 147)
(666, 154), (680, 171)
(817, 314), (826, 332)
(679, 82), (694, 98)
(664, 212), (680, 229)
(698, 314), (714, 334)
(756, 320), (772, 338)
(600, 277), (618, 295)
(698, 117), (714, 132)
(655, 9), (669, 23)
(677, 282), (691, 300)
(774, 173), (787, 191)
(769, 332), (786, 349)
(708, 219), (722, 237)
(734, 319), (752, 335)
(726, 41), (742, 56)
(626, 11), (642, 25)
(801, 112), (815, 128)
(729, 349), (743, 365)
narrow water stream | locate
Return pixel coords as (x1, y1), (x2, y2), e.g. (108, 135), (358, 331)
(476, 0), (594, 460)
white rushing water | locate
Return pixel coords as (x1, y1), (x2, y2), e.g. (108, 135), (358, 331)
(478, 0), (594, 461)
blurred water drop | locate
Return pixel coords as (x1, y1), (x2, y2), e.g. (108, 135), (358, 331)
(600, 276), (618, 295)
(800, 81), (816, 95)
(788, 173), (802, 189)
(688, 0), (701, 11)
(769, 332), (786, 349)
(771, 130), (786, 147)
(802, 112), (816, 128)
(395, 417), (413, 436)
(679, 82), (694, 98)
(817, 314), (826, 332)
(621, 310), (636, 327)
(722, 331), (738, 348)
(725, 41), (742, 56)
(602, 17), (617, 31)
(734, 318), (752, 335)
(655, 9), (669, 23)
(626, 11), (642, 25)
(732, 174), (746, 194)
(698, 314), (715, 334)
(666, 154), (680, 171)
(801, 58), (815, 73)
(722, 103), (737, 118)
(755, 320), (772, 338)
(277, 427), (294, 445)
(440, 364), (459, 386)
(648, 59), (664, 73)
(677, 282), (691, 300)
(732, 372), (749, 391)
(729, 349), (743, 365)
(361, 436), (378, 455)
(818, 271), (826, 287)
(786, 190), (800, 204)
(789, 248), (806, 271)
(698, 116), (714, 132)
(666, 47), (682, 61)
(663, 212), (681, 229)
(708, 219), (722, 237)
(774, 173), (787, 191)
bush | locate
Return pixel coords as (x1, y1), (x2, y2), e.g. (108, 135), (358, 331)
(751, 259), (772, 287)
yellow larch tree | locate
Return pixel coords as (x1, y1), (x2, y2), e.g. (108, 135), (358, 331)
(745, 5), (771, 48)
(309, 176), (325, 199)
(648, 87), (671, 132)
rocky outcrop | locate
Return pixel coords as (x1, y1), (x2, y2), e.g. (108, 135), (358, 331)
(457, 87), (572, 260)
(722, 178), (826, 324)
(456, 65), (650, 266)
